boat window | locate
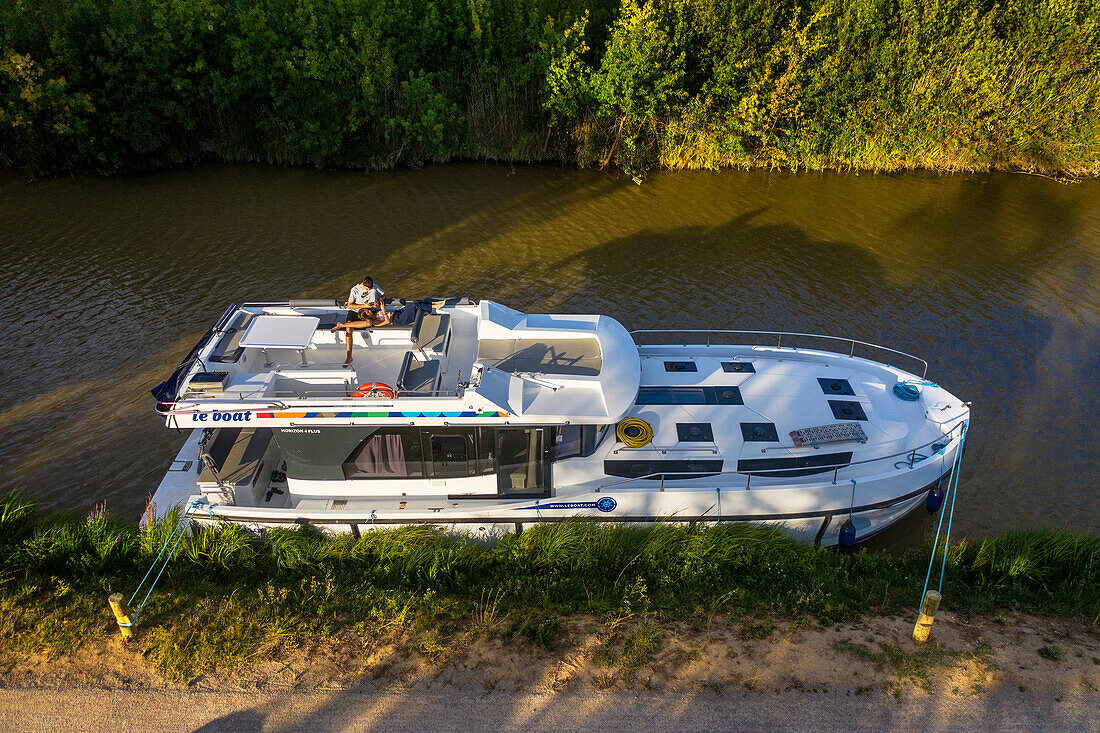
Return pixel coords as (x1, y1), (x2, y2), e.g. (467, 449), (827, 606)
(737, 451), (852, 477)
(553, 425), (601, 460)
(594, 424), (612, 450)
(497, 428), (550, 497)
(342, 428), (424, 479)
(637, 387), (706, 404)
(636, 386), (743, 405)
(603, 459), (723, 479)
(428, 432), (475, 478)
(676, 423), (714, 442)
(476, 427), (496, 475)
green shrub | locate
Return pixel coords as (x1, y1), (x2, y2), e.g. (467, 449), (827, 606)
(506, 610), (561, 649)
(1, 0), (1096, 176)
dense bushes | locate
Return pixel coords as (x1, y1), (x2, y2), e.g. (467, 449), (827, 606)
(2, 0), (1098, 177)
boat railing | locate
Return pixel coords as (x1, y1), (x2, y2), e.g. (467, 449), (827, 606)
(594, 417), (966, 494)
(159, 384), (465, 413)
(630, 329), (929, 379)
(269, 387), (463, 399)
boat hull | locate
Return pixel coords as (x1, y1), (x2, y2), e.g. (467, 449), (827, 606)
(160, 479), (940, 548)
(150, 426), (954, 547)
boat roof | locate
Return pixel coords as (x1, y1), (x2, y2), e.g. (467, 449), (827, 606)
(157, 299), (642, 426)
(471, 301), (640, 422)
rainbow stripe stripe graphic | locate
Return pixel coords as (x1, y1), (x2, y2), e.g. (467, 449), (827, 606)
(254, 410), (509, 419)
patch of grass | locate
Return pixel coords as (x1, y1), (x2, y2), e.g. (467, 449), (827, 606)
(620, 621), (662, 670)
(0, 491), (36, 544)
(738, 618), (774, 640)
(146, 593), (283, 679)
(0, 492), (1097, 679)
(594, 673), (616, 689)
(1038, 645), (1063, 662)
(505, 611), (560, 650)
(416, 630), (448, 660)
(593, 617), (662, 672)
(787, 617), (812, 633)
(470, 588), (506, 634)
(0, 583), (109, 659)
(833, 639), (877, 664)
(833, 639), (978, 691)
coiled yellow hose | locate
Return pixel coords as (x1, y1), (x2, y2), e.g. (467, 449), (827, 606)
(616, 417), (654, 448)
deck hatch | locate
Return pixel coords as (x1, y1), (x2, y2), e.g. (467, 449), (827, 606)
(818, 378), (855, 396)
(636, 386), (743, 405)
(737, 451), (853, 477)
(664, 361), (698, 372)
(676, 423), (714, 442)
(604, 459), (723, 480)
(829, 400), (868, 421)
(740, 422), (779, 442)
(721, 361), (756, 373)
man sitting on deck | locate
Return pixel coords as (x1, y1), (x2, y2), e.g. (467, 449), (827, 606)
(332, 275), (391, 364)
(348, 275), (384, 312)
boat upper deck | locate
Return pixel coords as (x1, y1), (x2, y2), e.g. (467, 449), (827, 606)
(158, 299), (642, 425)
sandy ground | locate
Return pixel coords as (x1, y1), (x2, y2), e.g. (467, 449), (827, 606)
(1, 686), (1098, 732)
(1, 612), (1097, 731)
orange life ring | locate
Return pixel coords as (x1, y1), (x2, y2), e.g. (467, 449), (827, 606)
(353, 382), (396, 399)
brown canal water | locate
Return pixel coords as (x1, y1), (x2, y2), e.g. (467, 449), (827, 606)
(2, 164), (1098, 540)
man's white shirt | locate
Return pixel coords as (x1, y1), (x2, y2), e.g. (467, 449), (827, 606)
(348, 283), (384, 306)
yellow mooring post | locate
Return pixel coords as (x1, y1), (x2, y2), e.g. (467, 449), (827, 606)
(108, 593), (134, 640)
(912, 590), (942, 643)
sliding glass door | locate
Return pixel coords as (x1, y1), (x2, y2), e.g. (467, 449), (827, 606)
(496, 428), (551, 497)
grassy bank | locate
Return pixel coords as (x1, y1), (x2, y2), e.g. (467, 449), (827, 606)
(2, 0), (1098, 179)
(0, 493), (1096, 679)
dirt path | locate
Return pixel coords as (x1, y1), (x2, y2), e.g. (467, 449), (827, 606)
(1, 685), (1098, 732)
(1, 612), (1097, 731)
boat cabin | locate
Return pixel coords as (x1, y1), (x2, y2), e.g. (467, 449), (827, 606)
(156, 298), (639, 508)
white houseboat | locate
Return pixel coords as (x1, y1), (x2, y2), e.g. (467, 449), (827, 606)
(149, 298), (970, 547)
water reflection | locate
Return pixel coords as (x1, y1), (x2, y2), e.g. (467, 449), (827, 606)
(1, 164), (1097, 539)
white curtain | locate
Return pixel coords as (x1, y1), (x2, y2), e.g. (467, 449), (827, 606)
(351, 434), (407, 477)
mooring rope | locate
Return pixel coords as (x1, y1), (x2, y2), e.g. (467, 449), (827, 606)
(919, 424), (968, 605)
(893, 379), (941, 401)
(123, 499), (201, 626)
(937, 426), (967, 593)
